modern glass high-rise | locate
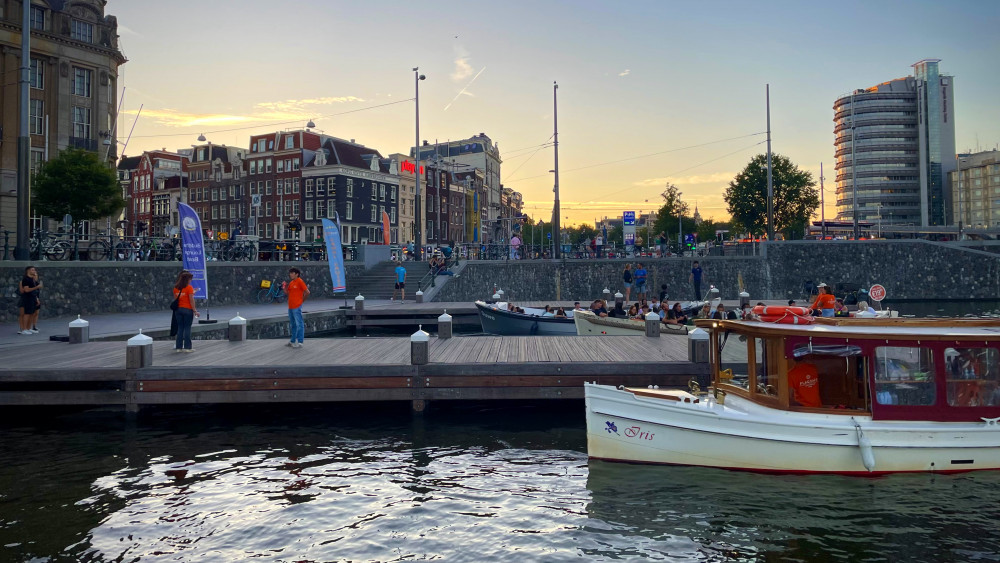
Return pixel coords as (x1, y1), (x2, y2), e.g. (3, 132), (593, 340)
(833, 60), (955, 227)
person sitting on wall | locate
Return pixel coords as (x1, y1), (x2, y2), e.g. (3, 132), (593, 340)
(810, 283), (836, 317)
(788, 358), (822, 408)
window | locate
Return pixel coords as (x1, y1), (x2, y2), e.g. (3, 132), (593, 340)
(70, 67), (91, 97)
(265, 223), (273, 238)
(285, 135), (294, 149)
(284, 200), (292, 217)
(305, 201), (314, 220)
(327, 177), (335, 196)
(276, 160), (284, 173)
(220, 206), (227, 219)
(30, 6), (44, 30)
(250, 160), (257, 175)
(212, 207), (218, 220)
(945, 347), (1000, 407)
(346, 201), (353, 220)
(211, 189), (218, 201)
(265, 180), (272, 195)
(265, 159), (272, 173)
(370, 206), (377, 222)
(29, 99), (43, 135)
(371, 182), (377, 200)
(316, 200), (326, 219)
(284, 178), (292, 195)
(72, 106), (91, 138)
(327, 199), (335, 218)
(30, 149), (44, 176)
(265, 201), (272, 217)
(284, 159), (291, 172)
(249, 181), (257, 195)
(346, 179), (353, 197)
(305, 179), (314, 196)
(292, 200), (299, 216)
(316, 178), (325, 197)
(292, 158), (300, 171)
(380, 184), (386, 201)
(29, 59), (43, 89)
(293, 178), (300, 194)
(391, 186), (397, 203)
(71, 20), (93, 43)
(229, 185), (237, 198)
(391, 206), (396, 223)
(874, 346), (936, 406)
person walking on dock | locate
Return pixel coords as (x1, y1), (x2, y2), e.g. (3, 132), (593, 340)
(172, 271), (199, 352)
(286, 267), (310, 348)
(392, 261), (406, 302)
(690, 261), (703, 301)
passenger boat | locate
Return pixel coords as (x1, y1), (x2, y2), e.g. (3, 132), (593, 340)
(573, 310), (688, 336)
(474, 301), (576, 335)
(585, 317), (1000, 474)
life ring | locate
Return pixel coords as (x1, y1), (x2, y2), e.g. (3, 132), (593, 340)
(758, 312), (814, 325)
(752, 305), (812, 317)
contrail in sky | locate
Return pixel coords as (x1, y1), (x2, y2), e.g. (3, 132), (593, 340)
(444, 66), (486, 111)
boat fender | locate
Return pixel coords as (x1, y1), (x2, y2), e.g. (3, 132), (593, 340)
(853, 418), (876, 472)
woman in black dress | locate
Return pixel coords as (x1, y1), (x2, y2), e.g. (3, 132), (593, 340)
(18, 265), (41, 335)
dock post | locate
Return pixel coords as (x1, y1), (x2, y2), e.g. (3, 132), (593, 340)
(739, 291), (750, 307)
(644, 312), (661, 337)
(229, 313), (247, 342)
(68, 315), (90, 344)
(126, 330), (154, 369)
(438, 310), (453, 339)
(355, 294), (365, 311)
(688, 327), (709, 363)
(411, 326), (429, 365)
(602, 287), (611, 305)
(415, 290), (424, 304)
(614, 291), (623, 309)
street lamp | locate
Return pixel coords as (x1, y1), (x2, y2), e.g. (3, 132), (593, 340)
(957, 155), (967, 241)
(413, 67), (426, 260)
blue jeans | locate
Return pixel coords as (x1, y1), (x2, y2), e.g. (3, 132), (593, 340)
(288, 307), (304, 343)
(175, 308), (193, 350)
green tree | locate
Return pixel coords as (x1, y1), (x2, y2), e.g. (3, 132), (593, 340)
(723, 154), (818, 239)
(653, 183), (690, 246)
(33, 148), (124, 222)
(696, 219), (732, 244)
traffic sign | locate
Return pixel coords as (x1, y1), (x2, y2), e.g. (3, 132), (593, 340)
(251, 194), (262, 207)
(869, 284), (887, 302)
(623, 211), (636, 226)
(684, 234), (695, 243)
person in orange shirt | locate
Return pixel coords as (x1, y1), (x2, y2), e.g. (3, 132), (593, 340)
(286, 267), (310, 348)
(810, 283), (836, 317)
(172, 270), (199, 352)
(787, 359), (822, 407)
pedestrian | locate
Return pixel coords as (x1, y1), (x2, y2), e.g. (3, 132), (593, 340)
(622, 263), (633, 302)
(286, 267), (310, 348)
(392, 261), (406, 302)
(659, 231), (668, 257)
(172, 270), (199, 352)
(634, 262), (648, 300)
(689, 260), (704, 300)
(17, 265), (42, 335)
(510, 233), (521, 260)
(595, 234), (604, 258)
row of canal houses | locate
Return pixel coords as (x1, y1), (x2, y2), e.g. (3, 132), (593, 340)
(118, 130), (523, 246)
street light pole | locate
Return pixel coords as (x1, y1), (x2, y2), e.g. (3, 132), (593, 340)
(14, 0), (31, 259)
(766, 84), (774, 242)
(956, 155), (964, 241)
(413, 68), (425, 260)
(552, 81), (560, 259)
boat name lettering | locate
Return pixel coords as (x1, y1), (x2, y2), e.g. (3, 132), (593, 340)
(624, 425), (654, 440)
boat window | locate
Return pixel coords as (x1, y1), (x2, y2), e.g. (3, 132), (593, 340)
(754, 338), (774, 396)
(718, 332), (751, 391)
(790, 343), (867, 409)
(945, 347), (1000, 407)
(874, 346), (936, 406)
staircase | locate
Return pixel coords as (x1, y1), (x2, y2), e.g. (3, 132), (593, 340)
(346, 261), (436, 299)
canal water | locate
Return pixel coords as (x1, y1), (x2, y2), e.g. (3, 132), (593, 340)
(2, 403), (999, 562)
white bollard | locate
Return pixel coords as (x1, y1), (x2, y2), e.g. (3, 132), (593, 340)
(411, 325), (430, 365)
(68, 315), (90, 344)
(614, 291), (624, 309)
(602, 288), (611, 303)
(644, 311), (661, 337)
(438, 310), (453, 339)
(415, 290), (424, 304)
(688, 327), (709, 363)
(229, 313), (247, 342)
(126, 330), (154, 369)
(739, 291), (750, 308)
(355, 294), (365, 311)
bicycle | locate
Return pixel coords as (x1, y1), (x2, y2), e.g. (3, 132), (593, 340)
(29, 230), (71, 261)
(257, 279), (288, 304)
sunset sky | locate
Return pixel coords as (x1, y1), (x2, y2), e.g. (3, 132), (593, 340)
(110, 0), (1000, 226)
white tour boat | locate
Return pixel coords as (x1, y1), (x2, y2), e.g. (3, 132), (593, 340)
(585, 316), (1000, 474)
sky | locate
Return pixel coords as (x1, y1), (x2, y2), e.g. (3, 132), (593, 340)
(110, 0), (1000, 227)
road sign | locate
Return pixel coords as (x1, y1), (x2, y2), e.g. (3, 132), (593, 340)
(547, 232), (552, 240)
(623, 211), (636, 226)
(868, 284), (886, 302)
(684, 234), (695, 243)
(251, 194), (262, 207)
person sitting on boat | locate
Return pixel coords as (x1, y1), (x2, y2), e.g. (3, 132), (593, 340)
(554, 308), (567, 318)
(834, 298), (849, 317)
(810, 283), (836, 317)
(711, 303), (727, 320)
(697, 303), (712, 319)
(542, 305), (556, 318)
(590, 299), (609, 318)
(855, 300), (877, 316)
(573, 301), (583, 311)
(608, 302), (627, 318)
(667, 302), (689, 324)
(788, 358), (822, 408)
(740, 303), (760, 321)
(626, 304), (639, 319)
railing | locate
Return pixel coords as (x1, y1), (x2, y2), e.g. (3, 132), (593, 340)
(68, 137), (98, 151)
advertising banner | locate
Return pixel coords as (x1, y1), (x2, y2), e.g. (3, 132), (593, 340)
(178, 203), (208, 299)
(322, 218), (347, 292)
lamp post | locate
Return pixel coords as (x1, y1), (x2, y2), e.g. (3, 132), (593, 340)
(877, 203), (882, 238)
(552, 81), (560, 259)
(14, 0), (31, 259)
(956, 155), (966, 241)
(413, 68), (426, 260)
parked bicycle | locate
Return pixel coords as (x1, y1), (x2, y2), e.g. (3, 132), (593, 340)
(257, 279), (287, 304)
(29, 229), (71, 261)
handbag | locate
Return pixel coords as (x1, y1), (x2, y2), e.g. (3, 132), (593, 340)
(170, 289), (181, 311)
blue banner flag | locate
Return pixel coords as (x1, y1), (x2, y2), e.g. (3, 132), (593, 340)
(322, 218), (347, 292)
(178, 202), (208, 299)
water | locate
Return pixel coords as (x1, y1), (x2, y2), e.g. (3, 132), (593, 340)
(3, 404), (1000, 562)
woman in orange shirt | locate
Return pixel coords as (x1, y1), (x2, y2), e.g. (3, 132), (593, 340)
(173, 271), (199, 352)
(810, 284), (836, 317)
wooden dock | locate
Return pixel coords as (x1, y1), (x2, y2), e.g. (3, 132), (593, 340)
(0, 334), (707, 410)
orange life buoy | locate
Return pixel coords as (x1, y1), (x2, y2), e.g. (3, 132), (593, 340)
(752, 305), (812, 317)
(757, 312), (815, 324)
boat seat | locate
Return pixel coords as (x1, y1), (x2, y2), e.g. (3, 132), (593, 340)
(627, 388), (700, 403)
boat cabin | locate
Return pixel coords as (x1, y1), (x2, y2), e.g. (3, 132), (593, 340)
(694, 318), (1000, 422)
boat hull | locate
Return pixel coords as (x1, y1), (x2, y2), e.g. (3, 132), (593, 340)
(585, 383), (1000, 474)
(475, 301), (577, 335)
(574, 310), (688, 336)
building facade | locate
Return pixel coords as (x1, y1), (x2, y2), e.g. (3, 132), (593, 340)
(245, 130), (322, 240)
(0, 0), (126, 236)
(413, 133), (502, 226)
(833, 59), (955, 228)
(186, 143), (247, 237)
(390, 153), (418, 245)
(126, 150), (187, 237)
(950, 151), (1000, 232)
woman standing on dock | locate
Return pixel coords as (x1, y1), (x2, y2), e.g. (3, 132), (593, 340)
(17, 266), (41, 335)
(172, 271), (199, 352)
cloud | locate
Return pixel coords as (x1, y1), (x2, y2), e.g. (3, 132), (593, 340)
(444, 66), (486, 111)
(452, 52), (473, 82)
(254, 96), (365, 113)
(122, 108), (258, 128)
(633, 172), (734, 187)
(618, 69), (630, 77)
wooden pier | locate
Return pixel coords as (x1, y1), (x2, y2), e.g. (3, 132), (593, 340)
(0, 335), (707, 410)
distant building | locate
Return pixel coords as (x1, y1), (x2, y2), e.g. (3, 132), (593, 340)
(186, 143), (247, 237)
(950, 150), (1000, 231)
(833, 59), (955, 227)
(246, 130), (320, 240)
(412, 133), (502, 221)
(389, 153), (418, 244)
(126, 150), (187, 237)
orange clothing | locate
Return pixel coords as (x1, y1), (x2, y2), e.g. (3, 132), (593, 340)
(173, 285), (196, 310)
(788, 363), (821, 407)
(287, 277), (308, 309)
(810, 293), (835, 311)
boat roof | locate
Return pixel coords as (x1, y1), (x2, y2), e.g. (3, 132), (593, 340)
(696, 318), (1000, 340)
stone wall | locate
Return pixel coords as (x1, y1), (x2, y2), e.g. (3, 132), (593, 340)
(0, 262), (365, 323)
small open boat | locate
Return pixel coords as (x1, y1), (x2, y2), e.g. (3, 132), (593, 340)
(573, 310), (688, 336)
(585, 316), (1000, 474)
(474, 301), (576, 335)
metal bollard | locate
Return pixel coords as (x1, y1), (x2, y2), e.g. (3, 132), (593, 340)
(644, 311), (661, 337)
(602, 288), (611, 304)
(415, 290), (424, 304)
(411, 325), (429, 365)
(355, 294), (365, 311)
(229, 313), (247, 342)
(126, 330), (154, 369)
(688, 327), (709, 363)
(68, 315), (90, 344)
(739, 291), (750, 308)
(614, 291), (624, 309)
(438, 310), (453, 339)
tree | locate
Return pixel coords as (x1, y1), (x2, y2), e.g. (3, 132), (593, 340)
(653, 183), (690, 245)
(723, 154), (818, 239)
(33, 148), (125, 222)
